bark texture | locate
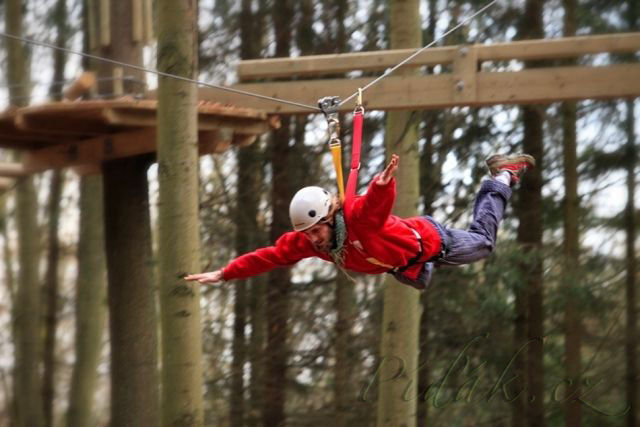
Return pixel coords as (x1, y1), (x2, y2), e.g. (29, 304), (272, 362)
(100, 0), (159, 424)
(561, 0), (582, 425)
(263, 1), (294, 426)
(377, 1), (422, 426)
(7, 0), (43, 425)
(157, 0), (204, 425)
(516, 1), (546, 426)
(66, 176), (107, 427)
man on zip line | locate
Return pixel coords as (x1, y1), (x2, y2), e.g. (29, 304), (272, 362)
(185, 153), (534, 290)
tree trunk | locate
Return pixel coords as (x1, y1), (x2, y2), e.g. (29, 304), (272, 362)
(42, 2), (69, 424)
(516, 1), (546, 426)
(248, 274), (267, 427)
(560, 0), (581, 425)
(624, 100), (638, 427)
(231, 1), (267, 424)
(624, 2), (638, 419)
(244, 2), (269, 425)
(100, 2), (159, 424)
(335, 273), (356, 427)
(13, 169), (43, 427)
(103, 155), (159, 427)
(156, 0), (204, 425)
(66, 2), (108, 425)
(377, 1), (422, 426)
(624, 5), (639, 427)
(66, 176), (107, 427)
(263, 1), (294, 426)
(418, 1), (438, 424)
(7, 0), (43, 426)
(42, 170), (64, 427)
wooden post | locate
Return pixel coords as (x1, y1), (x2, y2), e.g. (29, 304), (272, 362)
(132, 0), (143, 43)
(143, 0), (153, 43)
(0, 162), (26, 177)
(88, 0), (98, 51)
(452, 45), (477, 104)
(99, 0), (111, 47)
(113, 67), (124, 96)
(0, 178), (15, 191)
(63, 72), (97, 100)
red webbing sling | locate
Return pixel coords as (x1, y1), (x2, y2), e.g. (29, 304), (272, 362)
(345, 105), (363, 200)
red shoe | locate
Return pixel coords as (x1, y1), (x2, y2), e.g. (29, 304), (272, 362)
(485, 153), (535, 185)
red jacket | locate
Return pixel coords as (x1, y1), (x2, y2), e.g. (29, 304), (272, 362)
(222, 177), (442, 281)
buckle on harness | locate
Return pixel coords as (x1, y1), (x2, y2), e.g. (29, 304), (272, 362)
(390, 227), (424, 274)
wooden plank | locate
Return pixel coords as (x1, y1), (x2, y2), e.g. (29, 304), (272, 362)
(99, 0), (110, 47)
(132, 0), (143, 43)
(199, 129), (234, 154)
(203, 63), (640, 114)
(22, 127), (259, 172)
(237, 32), (640, 79)
(452, 46), (478, 104)
(103, 106), (273, 134)
(0, 162), (27, 177)
(15, 110), (107, 137)
(64, 72), (97, 100)
(476, 64), (640, 104)
(0, 178), (14, 191)
(23, 129), (157, 173)
(143, 0), (153, 43)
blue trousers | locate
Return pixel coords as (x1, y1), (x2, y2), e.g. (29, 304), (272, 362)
(392, 179), (512, 290)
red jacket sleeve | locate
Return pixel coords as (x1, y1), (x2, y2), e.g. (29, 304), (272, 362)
(222, 231), (316, 280)
(350, 175), (396, 229)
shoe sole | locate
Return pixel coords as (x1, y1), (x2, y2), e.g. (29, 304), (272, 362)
(485, 154), (535, 175)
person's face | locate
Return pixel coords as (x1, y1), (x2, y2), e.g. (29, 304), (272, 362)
(303, 223), (333, 252)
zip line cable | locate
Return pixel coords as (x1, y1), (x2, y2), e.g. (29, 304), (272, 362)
(0, 0), (496, 111)
(0, 31), (321, 112)
(339, 0), (498, 107)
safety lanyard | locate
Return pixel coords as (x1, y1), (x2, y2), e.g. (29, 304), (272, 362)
(319, 90), (364, 202)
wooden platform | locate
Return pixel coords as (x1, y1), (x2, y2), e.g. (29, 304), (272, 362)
(0, 98), (279, 173)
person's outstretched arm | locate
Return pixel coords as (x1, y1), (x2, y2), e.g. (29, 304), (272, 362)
(185, 270), (223, 284)
(184, 231), (317, 284)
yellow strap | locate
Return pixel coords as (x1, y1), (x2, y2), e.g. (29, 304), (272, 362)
(330, 142), (345, 201)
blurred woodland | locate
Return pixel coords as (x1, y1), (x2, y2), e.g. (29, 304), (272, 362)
(0, 0), (639, 426)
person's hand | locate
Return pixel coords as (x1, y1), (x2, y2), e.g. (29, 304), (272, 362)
(376, 154), (399, 185)
(184, 270), (224, 284)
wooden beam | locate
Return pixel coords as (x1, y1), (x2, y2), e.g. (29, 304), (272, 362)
(452, 46), (477, 104)
(22, 127), (260, 173)
(0, 177), (14, 191)
(237, 32), (640, 79)
(23, 129), (157, 173)
(204, 63), (640, 114)
(102, 107), (274, 134)
(15, 110), (106, 137)
(64, 72), (97, 100)
(0, 162), (27, 177)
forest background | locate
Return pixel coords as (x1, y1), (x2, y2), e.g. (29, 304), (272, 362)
(0, 0), (638, 426)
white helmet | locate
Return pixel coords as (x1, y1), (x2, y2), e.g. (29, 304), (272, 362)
(289, 186), (332, 231)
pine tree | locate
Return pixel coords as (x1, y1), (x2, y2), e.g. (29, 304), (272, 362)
(156, 0), (205, 424)
(377, 0), (422, 426)
(100, 0), (159, 424)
